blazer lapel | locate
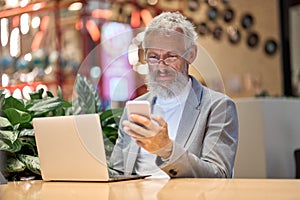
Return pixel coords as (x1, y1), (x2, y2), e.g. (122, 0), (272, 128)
(175, 77), (203, 148)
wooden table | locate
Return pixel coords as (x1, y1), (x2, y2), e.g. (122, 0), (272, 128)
(1, 178), (300, 200)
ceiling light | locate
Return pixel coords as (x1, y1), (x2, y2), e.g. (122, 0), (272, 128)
(20, 0), (30, 7)
(6, 0), (19, 8)
(1, 18), (9, 47)
(68, 2), (82, 11)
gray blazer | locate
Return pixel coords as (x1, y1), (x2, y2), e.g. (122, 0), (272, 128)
(109, 76), (238, 178)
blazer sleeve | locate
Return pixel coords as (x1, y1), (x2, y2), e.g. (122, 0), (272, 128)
(108, 109), (140, 176)
(108, 112), (127, 175)
(156, 97), (239, 178)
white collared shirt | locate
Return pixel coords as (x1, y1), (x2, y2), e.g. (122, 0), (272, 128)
(135, 79), (192, 178)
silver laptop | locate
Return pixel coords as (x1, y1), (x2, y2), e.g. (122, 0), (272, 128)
(33, 114), (148, 182)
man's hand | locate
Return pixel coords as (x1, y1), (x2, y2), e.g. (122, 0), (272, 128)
(122, 114), (173, 158)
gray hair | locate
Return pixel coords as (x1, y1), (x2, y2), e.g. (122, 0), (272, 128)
(142, 12), (198, 49)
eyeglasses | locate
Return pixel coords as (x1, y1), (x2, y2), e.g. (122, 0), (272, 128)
(146, 55), (179, 66)
(146, 48), (191, 66)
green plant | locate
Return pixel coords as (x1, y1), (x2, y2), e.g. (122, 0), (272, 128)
(0, 88), (72, 180)
(72, 74), (123, 146)
(0, 74), (123, 181)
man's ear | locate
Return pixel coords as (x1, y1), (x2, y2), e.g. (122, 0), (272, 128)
(186, 45), (197, 64)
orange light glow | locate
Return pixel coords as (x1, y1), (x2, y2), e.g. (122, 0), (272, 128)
(86, 20), (100, 42)
(0, 2), (46, 18)
(91, 9), (112, 19)
(12, 16), (20, 28)
(131, 10), (140, 28)
(75, 20), (83, 30)
(31, 31), (44, 51)
(40, 16), (50, 31)
(141, 9), (153, 26)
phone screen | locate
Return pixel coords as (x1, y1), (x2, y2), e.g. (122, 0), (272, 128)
(126, 101), (151, 119)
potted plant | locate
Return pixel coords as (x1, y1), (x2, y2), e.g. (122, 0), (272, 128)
(0, 74), (123, 181)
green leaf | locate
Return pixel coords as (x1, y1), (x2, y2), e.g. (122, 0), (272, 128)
(29, 89), (44, 100)
(52, 107), (64, 116)
(108, 135), (117, 144)
(100, 108), (123, 127)
(46, 91), (54, 97)
(74, 74), (101, 114)
(0, 139), (23, 153)
(57, 86), (63, 99)
(18, 122), (33, 130)
(0, 130), (18, 143)
(3, 96), (26, 111)
(28, 97), (65, 116)
(24, 99), (42, 110)
(65, 102), (81, 115)
(19, 137), (37, 156)
(18, 154), (40, 175)
(21, 137), (36, 147)
(0, 139), (10, 150)
(6, 157), (26, 173)
(4, 108), (31, 125)
(13, 123), (20, 131)
(102, 126), (118, 136)
(0, 116), (13, 129)
(100, 108), (124, 121)
(0, 89), (5, 96)
(19, 129), (34, 137)
(0, 90), (5, 113)
(100, 109), (113, 121)
(102, 117), (121, 128)
(62, 100), (72, 107)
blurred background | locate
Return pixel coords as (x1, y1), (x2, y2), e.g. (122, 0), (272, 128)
(0, 0), (299, 102)
(0, 0), (300, 179)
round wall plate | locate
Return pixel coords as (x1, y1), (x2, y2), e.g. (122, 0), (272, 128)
(264, 39), (278, 55)
(241, 13), (254, 29)
(247, 32), (259, 48)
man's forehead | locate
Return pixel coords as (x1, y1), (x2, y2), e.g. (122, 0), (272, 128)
(143, 29), (188, 50)
(146, 48), (179, 54)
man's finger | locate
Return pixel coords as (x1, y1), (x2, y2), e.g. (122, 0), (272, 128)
(130, 114), (151, 126)
(150, 114), (166, 127)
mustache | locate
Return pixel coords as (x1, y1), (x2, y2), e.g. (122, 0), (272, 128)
(145, 70), (189, 99)
(152, 68), (176, 77)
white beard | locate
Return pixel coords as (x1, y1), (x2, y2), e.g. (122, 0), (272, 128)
(145, 70), (189, 99)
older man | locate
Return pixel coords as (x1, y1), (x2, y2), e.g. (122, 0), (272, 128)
(110, 12), (238, 178)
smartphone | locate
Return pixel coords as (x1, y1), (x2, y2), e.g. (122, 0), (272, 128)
(125, 101), (155, 137)
(126, 100), (151, 119)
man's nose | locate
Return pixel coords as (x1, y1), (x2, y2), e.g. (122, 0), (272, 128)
(157, 58), (170, 67)
(157, 58), (166, 64)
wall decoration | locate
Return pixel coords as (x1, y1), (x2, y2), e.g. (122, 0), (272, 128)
(212, 26), (223, 40)
(222, 0), (231, 4)
(223, 8), (235, 23)
(241, 13), (254, 29)
(188, 0), (200, 12)
(247, 32), (259, 48)
(207, 7), (218, 21)
(264, 39), (278, 55)
(182, 0), (279, 57)
(205, 0), (218, 7)
(196, 22), (210, 36)
(228, 27), (241, 44)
